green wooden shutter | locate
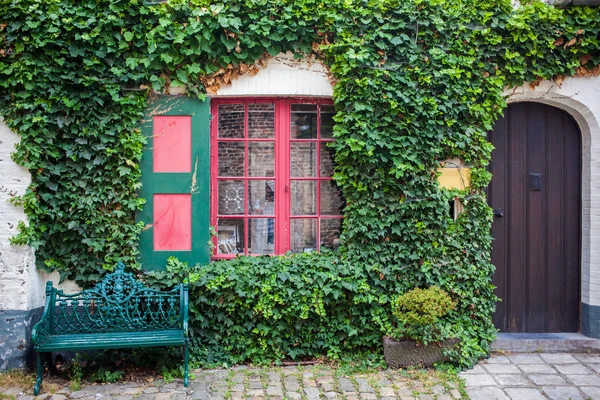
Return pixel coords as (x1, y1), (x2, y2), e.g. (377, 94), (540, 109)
(138, 95), (210, 270)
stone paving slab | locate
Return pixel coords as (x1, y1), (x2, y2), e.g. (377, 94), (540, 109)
(1, 365), (464, 400)
(5, 352), (599, 399)
(461, 352), (600, 399)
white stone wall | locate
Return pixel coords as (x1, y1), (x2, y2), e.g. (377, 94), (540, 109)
(0, 118), (36, 311)
(507, 76), (600, 307)
(215, 52), (334, 98)
(0, 118), (78, 312)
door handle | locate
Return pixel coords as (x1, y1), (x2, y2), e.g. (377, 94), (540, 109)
(493, 208), (504, 219)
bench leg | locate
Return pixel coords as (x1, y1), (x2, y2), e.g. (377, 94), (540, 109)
(34, 352), (43, 395)
(46, 352), (57, 374)
(184, 339), (189, 387)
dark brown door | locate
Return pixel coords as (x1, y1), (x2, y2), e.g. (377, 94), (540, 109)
(489, 102), (581, 332)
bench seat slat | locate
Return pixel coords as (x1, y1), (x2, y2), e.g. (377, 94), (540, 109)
(35, 330), (185, 351)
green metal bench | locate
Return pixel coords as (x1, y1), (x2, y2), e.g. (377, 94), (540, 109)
(31, 262), (189, 395)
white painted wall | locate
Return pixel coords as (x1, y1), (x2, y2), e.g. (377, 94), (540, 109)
(507, 76), (600, 307)
(214, 52), (334, 97)
(0, 118), (79, 312)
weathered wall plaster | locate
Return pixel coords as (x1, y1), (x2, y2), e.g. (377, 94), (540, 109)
(0, 117), (37, 312)
(0, 118), (79, 369)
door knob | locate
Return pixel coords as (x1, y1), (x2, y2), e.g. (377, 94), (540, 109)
(493, 208), (504, 219)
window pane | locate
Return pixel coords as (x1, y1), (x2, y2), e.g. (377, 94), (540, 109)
(291, 104), (317, 139)
(249, 142), (275, 177)
(320, 219), (342, 250)
(249, 180), (275, 216)
(248, 103), (275, 138)
(249, 218), (275, 254)
(291, 218), (317, 253)
(218, 104), (244, 138)
(291, 180), (316, 215)
(320, 143), (335, 177)
(320, 180), (345, 215)
(291, 143), (317, 177)
(218, 142), (245, 177)
(320, 105), (335, 139)
(217, 218), (244, 255)
(218, 180), (245, 215)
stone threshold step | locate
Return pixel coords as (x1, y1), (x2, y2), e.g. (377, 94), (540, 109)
(492, 332), (600, 353)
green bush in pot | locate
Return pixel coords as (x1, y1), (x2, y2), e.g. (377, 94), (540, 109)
(391, 286), (456, 344)
(385, 286), (457, 368)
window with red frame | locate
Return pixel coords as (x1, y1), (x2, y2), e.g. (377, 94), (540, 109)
(211, 99), (344, 257)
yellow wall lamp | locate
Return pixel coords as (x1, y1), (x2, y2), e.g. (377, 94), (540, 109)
(437, 158), (471, 219)
(437, 158), (471, 190)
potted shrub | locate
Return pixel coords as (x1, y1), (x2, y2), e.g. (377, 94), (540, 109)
(384, 286), (457, 368)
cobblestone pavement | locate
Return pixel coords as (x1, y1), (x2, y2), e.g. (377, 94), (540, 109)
(1, 365), (464, 400)
(4, 352), (600, 399)
(461, 352), (600, 399)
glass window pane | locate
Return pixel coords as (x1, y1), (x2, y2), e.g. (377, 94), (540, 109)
(292, 104), (318, 112)
(291, 218), (317, 253)
(320, 180), (345, 215)
(249, 180), (275, 216)
(218, 142), (245, 177)
(320, 104), (335, 139)
(218, 180), (245, 215)
(249, 142), (275, 177)
(291, 104), (317, 139)
(291, 180), (316, 215)
(320, 143), (335, 177)
(217, 218), (244, 255)
(249, 218), (275, 254)
(218, 104), (244, 138)
(248, 103), (275, 138)
(320, 219), (342, 250)
(291, 143), (317, 177)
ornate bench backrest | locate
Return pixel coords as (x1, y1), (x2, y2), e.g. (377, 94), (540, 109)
(47, 262), (184, 334)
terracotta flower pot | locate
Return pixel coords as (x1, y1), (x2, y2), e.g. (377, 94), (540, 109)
(383, 336), (459, 368)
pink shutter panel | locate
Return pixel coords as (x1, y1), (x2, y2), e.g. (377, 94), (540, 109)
(153, 116), (192, 173)
(153, 194), (192, 251)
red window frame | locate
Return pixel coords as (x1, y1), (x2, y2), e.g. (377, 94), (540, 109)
(210, 98), (342, 259)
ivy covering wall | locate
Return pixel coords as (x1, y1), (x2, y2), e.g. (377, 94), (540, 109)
(1, 0), (600, 367)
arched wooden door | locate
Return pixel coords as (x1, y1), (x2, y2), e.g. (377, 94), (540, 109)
(488, 102), (581, 332)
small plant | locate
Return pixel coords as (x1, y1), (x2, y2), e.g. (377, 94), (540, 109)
(90, 367), (124, 383)
(160, 366), (175, 384)
(159, 364), (195, 383)
(391, 287), (456, 345)
(69, 354), (83, 391)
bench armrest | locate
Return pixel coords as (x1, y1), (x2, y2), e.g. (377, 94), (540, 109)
(32, 283), (54, 346)
(32, 313), (50, 346)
